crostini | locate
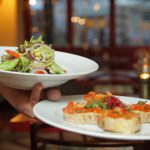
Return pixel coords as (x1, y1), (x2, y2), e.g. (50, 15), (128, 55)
(98, 107), (141, 134)
(62, 91), (143, 134)
(130, 101), (150, 123)
(63, 101), (102, 124)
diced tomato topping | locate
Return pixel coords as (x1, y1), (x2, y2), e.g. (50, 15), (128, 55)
(63, 101), (75, 114)
(83, 91), (95, 101)
(34, 70), (46, 74)
(93, 94), (103, 100)
(131, 103), (150, 112)
(67, 101), (74, 107)
(93, 108), (102, 113)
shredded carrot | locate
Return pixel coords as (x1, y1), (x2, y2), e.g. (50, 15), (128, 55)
(5, 50), (20, 58)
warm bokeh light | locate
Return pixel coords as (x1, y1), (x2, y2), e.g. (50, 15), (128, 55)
(93, 3), (101, 12)
(140, 73), (150, 80)
(29, 0), (37, 6)
(71, 16), (80, 23)
(71, 16), (86, 25)
(141, 63), (150, 74)
(79, 19), (86, 25)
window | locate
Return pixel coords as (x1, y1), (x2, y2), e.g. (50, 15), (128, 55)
(53, 0), (67, 46)
(72, 0), (110, 48)
(29, 0), (67, 46)
(25, 0), (150, 70)
(116, 0), (150, 46)
(28, 0), (150, 48)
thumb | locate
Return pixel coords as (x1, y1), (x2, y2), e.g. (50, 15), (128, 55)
(30, 83), (43, 105)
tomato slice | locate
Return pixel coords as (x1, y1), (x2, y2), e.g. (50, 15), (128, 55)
(34, 70), (46, 74)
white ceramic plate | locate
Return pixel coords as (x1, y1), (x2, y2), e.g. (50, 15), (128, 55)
(0, 46), (99, 89)
(33, 95), (150, 141)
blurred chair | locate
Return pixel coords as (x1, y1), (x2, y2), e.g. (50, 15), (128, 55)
(75, 70), (140, 97)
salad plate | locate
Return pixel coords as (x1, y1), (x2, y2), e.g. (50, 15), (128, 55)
(0, 46), (98, 89)
(33, 95), (150, 141)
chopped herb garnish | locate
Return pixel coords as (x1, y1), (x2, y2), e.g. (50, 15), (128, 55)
(84, 99), (108, 110)
(102, 103), (107, 110)
(84, 100), (98, 108)
(76, 110), (82, 113)
(137, 101), (147, 105)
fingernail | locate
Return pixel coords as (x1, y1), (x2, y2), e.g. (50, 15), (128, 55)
(35, 84), (43, 91)
(31, 98), (38, 105)
(36, 83), (42, 88)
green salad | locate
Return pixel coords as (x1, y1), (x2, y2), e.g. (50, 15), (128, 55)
(0, 36), (65, 74)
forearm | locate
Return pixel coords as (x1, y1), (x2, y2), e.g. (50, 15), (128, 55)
(0, 83), (11, 99)
(0, 83), (24, 108)
(0, 83), (61, 117)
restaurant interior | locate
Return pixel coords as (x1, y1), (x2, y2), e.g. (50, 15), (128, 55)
(0, 0), (150, 149)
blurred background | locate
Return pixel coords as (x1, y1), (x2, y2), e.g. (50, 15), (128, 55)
(1, 0), (150, 96)
(0, 0), (150, 69)
(0, 0), (150, 149)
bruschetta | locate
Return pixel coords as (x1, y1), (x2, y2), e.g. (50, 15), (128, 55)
(62, 91), (143, 134)
(63, 101), (102, 125)
(98, 107), (141, 134)
(130, 101), (150, 123)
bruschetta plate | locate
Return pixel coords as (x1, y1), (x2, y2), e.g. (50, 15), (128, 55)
(33, 95), (150, 140)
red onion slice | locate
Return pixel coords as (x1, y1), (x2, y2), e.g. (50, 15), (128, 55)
(29, 43), (54, 63)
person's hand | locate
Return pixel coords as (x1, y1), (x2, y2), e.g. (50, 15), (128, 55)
(0, 83), (61, 117)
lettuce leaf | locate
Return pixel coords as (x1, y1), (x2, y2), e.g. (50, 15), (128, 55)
(19, 36), (44, 49)
(0, 59), (19, 71)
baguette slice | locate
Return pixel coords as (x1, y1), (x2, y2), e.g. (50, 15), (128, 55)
(133, 111), (150, 123)
(64, 112), (102, 125)
(98, 107), (141, 134)
(63, 101), (102, 125)
(130, 101), (150, 123)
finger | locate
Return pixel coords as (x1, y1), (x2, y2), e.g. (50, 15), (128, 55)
(30, 83), (43, 105)
(22, 104), (35, 118)
(46, 88), (61, 101)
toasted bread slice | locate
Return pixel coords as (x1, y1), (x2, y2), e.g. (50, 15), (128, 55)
(62, 92), (142, 134)
(63, 112), (102, 125)
(130, 101), (150, 123)
(63, 101), (102, 124)
(98, 107), (141, 134)
(99, 117), (141, 134)
(133, 111), (150, 123)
